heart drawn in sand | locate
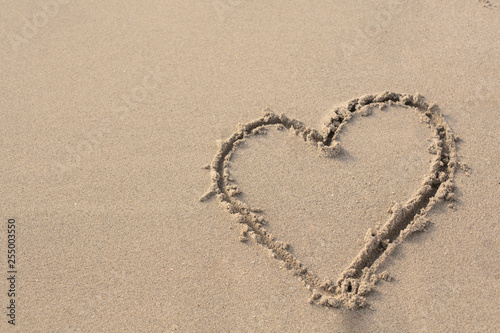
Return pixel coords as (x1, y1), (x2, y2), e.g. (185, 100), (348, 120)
(201, 91), (458, 309)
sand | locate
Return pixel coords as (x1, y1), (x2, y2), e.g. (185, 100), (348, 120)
(0, 0), (498, 332)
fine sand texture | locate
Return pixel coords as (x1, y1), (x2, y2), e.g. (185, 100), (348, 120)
(1, 1), (499, 332)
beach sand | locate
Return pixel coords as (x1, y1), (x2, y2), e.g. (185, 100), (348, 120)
(0, 1), (498, 332)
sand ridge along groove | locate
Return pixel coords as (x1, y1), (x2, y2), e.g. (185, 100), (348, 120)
(201, 91), (458, 309)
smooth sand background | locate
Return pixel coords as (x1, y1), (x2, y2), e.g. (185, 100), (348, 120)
(0, 1), (499, 332)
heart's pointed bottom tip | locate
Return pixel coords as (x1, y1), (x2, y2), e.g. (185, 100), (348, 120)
(308, 293), (367, 310)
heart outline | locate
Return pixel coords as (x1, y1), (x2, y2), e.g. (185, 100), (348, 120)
(201, 91), (458, 309)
